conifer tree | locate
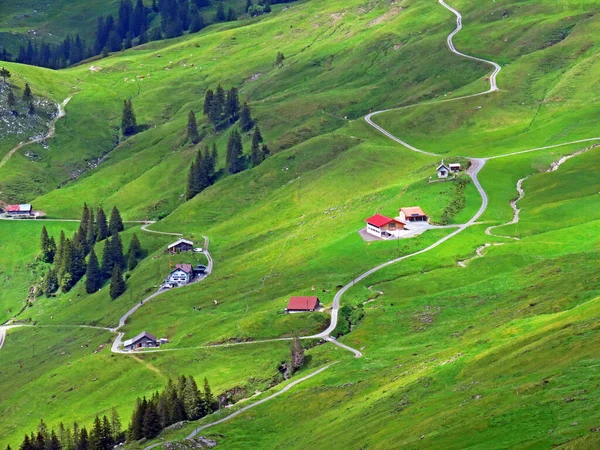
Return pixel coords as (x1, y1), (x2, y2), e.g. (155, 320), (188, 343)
(23, 83), (32, 99)
(101, 416), (114, 449)
(109, 265), (126, 300)
(250, 131), (261, 167)
(202, 378), (215, 414)
(127, 249), (138, 271)
(128, 398), (146, 441)
(108, 206), (124, 235)
(225, 129), (244, 174)
(186, 110), (200, 144)
(49, 431), (61, 450)
(239, 102), (254, 131)
(28, 101), (35, 115)
(189, 7), (204, 33)
(7, 90), (16, 113)
(186, 156), (200, 200)
(121, 99), (137, 135)
(70, 239), (87, 283)
(55, 231), (66, 266)
(215, 2), (226, 22)
(85, 249), (102, 294)
(110, 408), (123, 444)
(89, 416), (102, 450)
(227, 7), (236, 21)
(183, 376), (202, 420)
(95, 207), (109, 241)
(127, 233), (142, 259)
(110, 232), (126, 270)
(142, 400), (161, 439)
(40, 226), (56, 263)
(77, 427), (89, 450)
(42, 268), (59, 296)
(274, 51), (285, 67)
(101, 236), (114, 277)
(225, 87), (239, 123)
(0, 66), (10, 83)
(203, 89), (214, 116)
(246, 0), (253, 12)
(261, 143), (270, 161)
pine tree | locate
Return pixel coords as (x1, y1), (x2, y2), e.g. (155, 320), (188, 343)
(77, 427), (89, 450)
(142, 400), (161, 439)
(19, 435), (34, 450)
(183, 376), (202, 420)
(55, 231), (66, 267)
(202, 377), (215, 414)
(127, 248), (138, 271)
(128, 398), (146, 441)
(203, 89), (213, 116)
(23, 83), (32, 99)
(85, 249), (102, 294)
(127, 233), (142, 259)
(7, 90), (16, 113)
(274, 51), (285, 67)
(250, 131), (261, 167)
(227, 7), (237, 21)
(239, 102), (254, 131)
(225, 87), (240, 123)
(40, 226), (56, 262)
(95, 207), (109, 241)
(246, 0), (253, 12)
(89, 416), (102, 450)
(186, 110), (200, 144)
(261, 143), (270, 161)
(121, 99), (137, 135)
(101, 415), (114, 450)
(186, 157), (200, 200)
(110, 233), (126, 270)
(290, 336), (305, 373)
(110, 408), (123, 444)
(215, 2), (226, 22)
(70, 239), (87, 283)
(0, 67), (10, 83)
(109, 265), (126, 300)
(48, 431), (61, 450)
(108, 206), (124, 235)
(28, 101), (35, 115)
(225, 129), (244, 174)
(101, 237), (114, 277)
(42, 268), (59, 296)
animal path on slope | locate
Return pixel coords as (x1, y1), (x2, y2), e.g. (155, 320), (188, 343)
(0, 96), (72, 171)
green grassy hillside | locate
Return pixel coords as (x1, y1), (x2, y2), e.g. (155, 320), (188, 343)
(1, 0), (600, 448)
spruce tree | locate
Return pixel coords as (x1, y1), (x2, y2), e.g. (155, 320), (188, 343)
(203, 89), (214, 116)
(183, 376), (202, 420)
(202, 378), (215, 414)
(128, 398), (145, 441)
(40, 226), (55, 263)
(42, 268), (59, 296)
(225, 87), (240, 123)
(101, 416), (114, 449)
(101, 236), (114, 277)
(89, 416), (102, 450)
(225, 129), (244, 174)
(239, 102), (254, 131)
(28, 101), (35, 115)
(85, 249), (102, 294)
(109, 265), (126, 300)
(189, 7), (204, 33)
(7, 90), (16, 113)
(110, 408), (123, 444)
(48, 431), (61, 450)
(0, 66), (10, 83)
(55, 231), (66, 266)
(215, 2), (226, 22)
(246, 0), (253, 12)
(274, 51), (285, 67)
(127, 233), (142, 259)
(186, 157), (200, 200)
(261, 143), (270, 161)
(227, 7), (236, 21)
(77, 427), (89, 450)
(127, 249), (138, 271)
(70, 240), (87, 283)
(186, 110), (200, 144)
(108, 206), (124, 235)
(121, 99), (137, 135)
(142, 402), (161, 439)
(110, 232), (126, 270)
(23, 83), (32, 99)
(250, 132), (261, 167)
(95, 207), (109, 241)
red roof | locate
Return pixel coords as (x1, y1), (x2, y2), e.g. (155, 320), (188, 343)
(287, 296), (320, 311)
(175, 263), (193, 274)
(6, 205), (20, 212)
(365, 214), (396, 227)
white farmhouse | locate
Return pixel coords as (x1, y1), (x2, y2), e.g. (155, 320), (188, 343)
(166, 263), (193, 287)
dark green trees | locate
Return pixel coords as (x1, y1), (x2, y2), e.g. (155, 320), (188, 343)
(95, 207), (109, 241)
(85, 249), (102, 294)
(186, 110), (200, 144)
(23, 83), (32, 99)
(7, 89), (16, 113)
(42, 268), (58, 297)
(0, 66), (10, 83)
(186, 145), (217, 199)
(121, 99), (137, 135)
(126, 233), (142, 270)
(108, 206), (124, 235)
(226, 130), (244, 174)
(274, 51), (285, 67)
(203, 86), (240, 130)
(40, 226), (57, 263)
(239, 102), (254, 132)
(250, 126), (269, 167)
(109, 265), (126, 300)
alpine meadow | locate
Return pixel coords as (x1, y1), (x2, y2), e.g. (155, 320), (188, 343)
(1, 0), (600, 449)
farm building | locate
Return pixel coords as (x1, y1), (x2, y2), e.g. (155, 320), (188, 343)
(6, 204), (32, 216)
(399, 207), (428, 222)
(449, 163), (461, 172)
(365, 214), (406, 239)
(166, 263), (193, 287)
(167, 238), (194, 253)
(286, 296), (321, 312)
(123, 331), (159, 351)
(437, 161), (451, 178)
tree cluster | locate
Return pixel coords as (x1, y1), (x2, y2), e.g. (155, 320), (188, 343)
(203, 85), (244, 131)
(14, 34), (87, 69)
(186, 144), (217, 199)
(247, 0), (272, 17)
(40, 205), (142, 300)
(12, 411), (123, 450)
(128, 376), (216, 441)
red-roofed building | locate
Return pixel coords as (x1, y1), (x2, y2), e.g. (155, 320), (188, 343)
(5, 204), (32, 216)
(365, 214), (406, 239)
(286, 296), (321, 312)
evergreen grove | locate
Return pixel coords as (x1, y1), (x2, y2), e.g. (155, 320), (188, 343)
(40, 205), (143, 300)
(9, 376), (217, 449)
